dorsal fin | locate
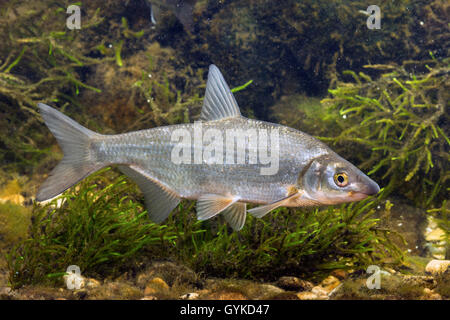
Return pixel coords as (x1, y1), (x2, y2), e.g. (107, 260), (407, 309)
(200, 65), (242, 121)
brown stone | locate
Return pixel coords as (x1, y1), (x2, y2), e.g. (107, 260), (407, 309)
(425, 260), (450, 275)
(277, 276), (314, 291)
(296, 292), (318, 300)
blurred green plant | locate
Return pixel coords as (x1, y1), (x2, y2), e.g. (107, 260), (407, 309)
(320, 57), (449, 208)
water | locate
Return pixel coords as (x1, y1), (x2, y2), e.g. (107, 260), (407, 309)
(0, 0), (448, 300)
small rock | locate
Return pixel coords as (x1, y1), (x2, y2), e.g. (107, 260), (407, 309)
(311, 286), (329, 299)
(320, 275), (340, 293)
(277, 276), (314, 291)
(258, 284), (285, 297)
(425, 260), (450, 275)
(0, 286), (13, 299)
(141, 295), (158, 300)
(296, 292), (319, 300)
(180, 292), (199, 300)
(0, 194), (24, 205)
(86, 278), (101, 289)
(144, 277), (170, 295)
(420, 288), (442, 300)
(331, 269), (348, 280)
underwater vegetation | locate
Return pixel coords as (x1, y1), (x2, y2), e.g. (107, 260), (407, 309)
(0, 0), (448, 297)
(0, 1), (111, 178)
(6, 169), (404, 288)
(6, 169), (177, 289)
(186, 0), (450, 119)
(321, 57), (449, 209)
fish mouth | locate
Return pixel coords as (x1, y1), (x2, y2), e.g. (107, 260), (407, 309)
(350, 180), (380, 200)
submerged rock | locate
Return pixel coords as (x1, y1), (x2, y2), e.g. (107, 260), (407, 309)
(296, 292), (319, 300)
(144, 277), (170, 296)
(180, 292), (199, 300)
(425, 260), (450, 275)
(276, 276), (313, 291)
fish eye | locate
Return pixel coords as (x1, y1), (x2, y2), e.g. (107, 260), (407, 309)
(334, 172), (348, 187)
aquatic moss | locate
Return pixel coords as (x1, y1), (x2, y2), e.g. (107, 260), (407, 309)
(320, 58), (449, 208)
(6, 169), (176, 289)
(0, 1), (111, 177)
(167, 197), (404, 281)
(0, 202), (31, 250)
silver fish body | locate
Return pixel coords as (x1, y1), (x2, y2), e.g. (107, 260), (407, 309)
(93, 117), (327, 204)
(37, 65), (380, 231)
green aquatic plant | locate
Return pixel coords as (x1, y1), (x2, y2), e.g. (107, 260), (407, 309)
(0, 2), (112, 177)
(167, 198), (404, 281)
(320, 58), (449, 208)
(6, 169), (176, 289)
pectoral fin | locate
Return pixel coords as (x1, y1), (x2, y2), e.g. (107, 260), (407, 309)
(222, 202), (247, 231)
(196, 194), (239, 221)
(119, 165), (180, 223)
(247, 201), (282, 218)
(248, 193), (301, 218)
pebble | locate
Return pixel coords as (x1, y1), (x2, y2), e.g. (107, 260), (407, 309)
(277, 276), (314, 291)
(180, 292), (199, 300)
(0, 194), (24, 205)
(86, 278), (101, 289)
(420, 288), (442, 300)
(425, 260), (450, 275)
(296, 292), (319, 300)
(258, 284), (285, 297)
(144, 277), (170, 295)
(331, 269), (348, 280)
(320, 275), (341, 293)
(311, 286), (329, 299)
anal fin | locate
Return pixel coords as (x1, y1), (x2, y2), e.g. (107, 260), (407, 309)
(118, 165), (180, 223)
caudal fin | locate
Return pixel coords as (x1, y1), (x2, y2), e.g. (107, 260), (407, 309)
(36, 103), (104, 201)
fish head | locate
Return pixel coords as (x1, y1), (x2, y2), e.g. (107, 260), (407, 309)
(299, 154), (380, 205)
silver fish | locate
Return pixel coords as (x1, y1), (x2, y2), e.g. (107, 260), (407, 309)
(37, 65), (380, 231)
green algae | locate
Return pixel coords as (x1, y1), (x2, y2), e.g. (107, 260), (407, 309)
(320, 58), (449, 209)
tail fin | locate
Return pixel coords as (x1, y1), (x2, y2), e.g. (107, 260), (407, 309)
(36, 103), (104, 201)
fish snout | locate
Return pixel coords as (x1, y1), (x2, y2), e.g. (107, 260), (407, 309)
(357, 176), (380, 196)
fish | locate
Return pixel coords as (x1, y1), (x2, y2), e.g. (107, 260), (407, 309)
(36, 64), (380, 231)
(147, 0), (197, 32)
